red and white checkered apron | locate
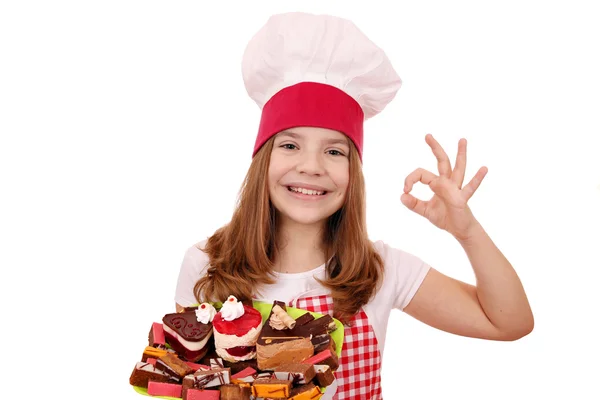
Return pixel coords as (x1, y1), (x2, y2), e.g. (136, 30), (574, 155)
(294, 294), (383, 399)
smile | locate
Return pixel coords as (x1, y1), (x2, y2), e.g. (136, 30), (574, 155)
(287, 186), (327, 196)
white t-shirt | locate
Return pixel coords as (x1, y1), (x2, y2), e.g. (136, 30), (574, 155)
(174, 239), (431, 353)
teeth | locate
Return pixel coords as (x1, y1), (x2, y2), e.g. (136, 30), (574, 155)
(289, 187), (325, 196)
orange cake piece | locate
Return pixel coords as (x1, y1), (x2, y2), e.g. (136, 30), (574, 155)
(289, 383), (323, 400)
(141, 346), (169, 362)
(251, 378), (292, 399)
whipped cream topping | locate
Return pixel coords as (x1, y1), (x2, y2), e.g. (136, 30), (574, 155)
(220, 295), (245, 321)
(195, 302), (217, 324)
(269, 312), (287, 330)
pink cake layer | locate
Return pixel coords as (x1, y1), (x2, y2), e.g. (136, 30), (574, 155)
(231, 367), (257, 379)
(147, 381), (182, 397)
(186, 388), (220, 400)
(304, 349), (333, 365)
(151, 322), (166, 346)
(185, 361), (211, 371)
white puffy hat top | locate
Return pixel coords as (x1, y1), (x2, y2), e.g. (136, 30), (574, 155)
(241, 12), (402, 160)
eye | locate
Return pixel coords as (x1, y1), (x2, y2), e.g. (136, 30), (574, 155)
(327, 149), (345, 156)
(280, 143), (297, 150)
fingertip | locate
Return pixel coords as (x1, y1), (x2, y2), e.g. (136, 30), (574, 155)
(400, 193), (411, 207)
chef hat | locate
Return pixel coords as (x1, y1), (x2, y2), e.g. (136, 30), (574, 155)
(242, 12), (402, 161)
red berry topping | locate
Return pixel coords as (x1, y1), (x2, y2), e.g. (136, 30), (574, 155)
(213, 305), (262, 337)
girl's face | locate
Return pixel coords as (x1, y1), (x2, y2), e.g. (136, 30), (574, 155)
(268, 127), (350, 227)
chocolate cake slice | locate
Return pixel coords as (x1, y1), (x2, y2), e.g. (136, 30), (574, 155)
(219, 384), (251, 400)
(256, 302), (313, 370)
(256, 301), (338, 370)
(162, 310), (213, 362)
(312, 333), (336, 354)
(314, 364), (335, 387)
(155, 352), (195, 380)
(273, 363), (316, 385)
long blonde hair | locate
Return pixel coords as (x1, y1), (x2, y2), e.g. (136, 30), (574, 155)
(193, 135), (383, 323)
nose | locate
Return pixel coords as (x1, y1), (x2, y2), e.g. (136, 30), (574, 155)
(295, 149), (325, 176)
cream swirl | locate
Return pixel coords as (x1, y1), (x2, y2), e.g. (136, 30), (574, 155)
(195, 302), (217, 324)
(220, 295), (245, 321)
(269, 312), (287, 330)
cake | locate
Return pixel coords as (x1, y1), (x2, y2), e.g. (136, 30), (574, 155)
(162, 305), (215, 362)
(273, 363), (316, 385)
(251, 378), (292, 399)
(155, 352), (195, 380)
(141, 345), (169, 361)
(256, 301), (337, 370)
(185, 388), (220, 400)
(182, 366), (232, 399)
(212, 295), (263, 362)
(129, 360), (177, 388)
(148, 322), (166, 348)
(289, 383), (323, 400)
(303, 349), (339, 371)
(147, 381), (183, 398)
(219, 383), (252, 400)
(313, 364), (335, 387)
(223, 358), (259, 375)
(131, 299), (341, 396)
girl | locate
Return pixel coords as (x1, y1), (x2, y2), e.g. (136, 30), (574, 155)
(174, 12), (533, 399)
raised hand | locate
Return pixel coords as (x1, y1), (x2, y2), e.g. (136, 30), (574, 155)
(401, 134), (488, 241)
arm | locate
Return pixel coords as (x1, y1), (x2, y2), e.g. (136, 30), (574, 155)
(401, 135), (533, 341)
(404, 221), (533, 341)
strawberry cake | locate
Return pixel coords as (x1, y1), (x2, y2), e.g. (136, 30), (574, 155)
(212, 296), (263, 362)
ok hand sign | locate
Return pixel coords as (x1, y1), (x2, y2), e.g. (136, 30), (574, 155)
(401, 134), (488, 241)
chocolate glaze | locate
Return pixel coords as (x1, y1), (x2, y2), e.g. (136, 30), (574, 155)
(293, 312), (315, 327)
(191, 368), (231, 388)
(162, 311), (212, 341)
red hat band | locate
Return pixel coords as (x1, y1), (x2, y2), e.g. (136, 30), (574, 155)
(252, 82), (364, 161)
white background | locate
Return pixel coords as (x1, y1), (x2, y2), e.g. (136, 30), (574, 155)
(1, 1), (599, 399)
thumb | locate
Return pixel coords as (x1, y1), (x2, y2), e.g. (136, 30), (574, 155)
(401, 193), (427, 217)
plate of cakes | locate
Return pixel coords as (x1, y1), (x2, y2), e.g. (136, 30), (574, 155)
(129, 296), (343, 399)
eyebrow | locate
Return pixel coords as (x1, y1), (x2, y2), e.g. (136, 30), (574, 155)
(278, 130), (350, 147)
